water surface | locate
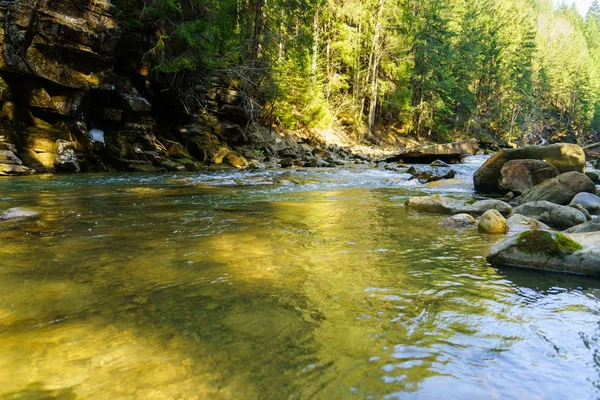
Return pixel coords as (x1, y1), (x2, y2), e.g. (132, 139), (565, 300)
(1, 160), (600, 399)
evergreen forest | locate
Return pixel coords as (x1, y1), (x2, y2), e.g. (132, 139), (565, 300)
(114, 0), (600, 145)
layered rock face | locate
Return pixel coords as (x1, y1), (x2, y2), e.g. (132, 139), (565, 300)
(0, 0), (264, 173)
(0, 0), (142, 172)
(0, 0), (121, 89)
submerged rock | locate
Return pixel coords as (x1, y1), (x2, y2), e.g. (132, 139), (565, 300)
(478, 210), (509, 234)
(517, 172), (597, 205)
(474, 144), (586, 193)
(439, 214), (477, 228)
(487, 230), (600, 276)
(513, 201), (588, 230)
(0, 208), (38, 220)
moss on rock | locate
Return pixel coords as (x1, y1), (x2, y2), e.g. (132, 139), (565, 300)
(516, 230), (583, 257)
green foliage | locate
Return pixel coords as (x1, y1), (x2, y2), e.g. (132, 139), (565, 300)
(113, 0), (600, 143)
(516, 230), (583, 257)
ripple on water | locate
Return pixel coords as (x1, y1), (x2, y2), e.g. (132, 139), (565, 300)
(1, 158), (600, 399)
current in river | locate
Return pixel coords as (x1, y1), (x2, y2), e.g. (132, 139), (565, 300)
(1, 157), (600, 399)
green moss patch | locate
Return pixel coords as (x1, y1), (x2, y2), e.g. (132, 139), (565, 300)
(516, 230), (583, 257)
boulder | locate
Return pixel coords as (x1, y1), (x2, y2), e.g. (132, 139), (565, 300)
(514, 201), (588, 229)
(486, 230), (600, 276)
(0, 164), (34, 176)
(569, 204), (592, 221)
(54, 140), (80, 172)
(431, 160), (451, 167)
(518, 172), (597, 205)
(406, 195), (512, 216)
(28, 87), (54, 109)
(586, 171), (599, 183)
(406, 195), (469, 215)
(0, 150), (23, 165)
(566, 219), (600, 233)
(478, 209), (509, 234)
(469, 199), (513, 217)
(439, 214), (477, 228)
(570, 192), (600, 215)
(506, 214), (551, 232)
(225, 153), (248, 169)
(386, 138), (479, 163)
(51, 92), (86, 117)
(474, 144), (586, 193)
(280, 157), (294, 168)
(407, 166), (456, 183)
(0, 207), (38, 220)
(499, 159), (559, 194)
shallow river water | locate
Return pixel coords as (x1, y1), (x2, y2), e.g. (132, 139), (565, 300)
(1, 157), (600, 399)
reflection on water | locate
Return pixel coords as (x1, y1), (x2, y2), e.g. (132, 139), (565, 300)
(1, 165), (600, 399)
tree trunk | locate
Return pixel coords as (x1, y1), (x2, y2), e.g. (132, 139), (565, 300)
(312, 6), (320, 81)
(361, 0), (386, 127)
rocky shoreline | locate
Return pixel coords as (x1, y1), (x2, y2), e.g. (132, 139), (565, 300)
(407, 142), (600, 276)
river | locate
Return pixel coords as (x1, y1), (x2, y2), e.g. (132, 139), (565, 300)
(1, 157), (599, 399)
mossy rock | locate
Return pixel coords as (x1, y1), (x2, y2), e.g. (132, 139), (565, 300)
(516, 230), (582, 257)
(487, 231), (600, 276)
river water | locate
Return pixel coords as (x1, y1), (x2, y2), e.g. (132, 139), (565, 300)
(1, 157), (600, 399)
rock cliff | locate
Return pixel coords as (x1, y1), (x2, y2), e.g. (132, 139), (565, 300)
(0, 0), (344, 174)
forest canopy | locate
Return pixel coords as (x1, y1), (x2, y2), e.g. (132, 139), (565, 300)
(114, 0), (600, 144)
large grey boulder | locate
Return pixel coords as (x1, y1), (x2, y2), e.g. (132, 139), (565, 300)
(487, 230), (600, 276)
(570, 192), (600, 215)
(518, 172), (597, 205)
(387, 139), (479, 163)
(474, 144), (586, 193)
(406, 195), (469, 214)
(406, 195), (512, 216)
(514, 201), (588, 229)
(499, 159), (559, 194)
(469, 200), (513, 217)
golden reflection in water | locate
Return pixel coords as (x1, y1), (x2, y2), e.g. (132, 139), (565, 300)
(0, 179), (599, 399)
